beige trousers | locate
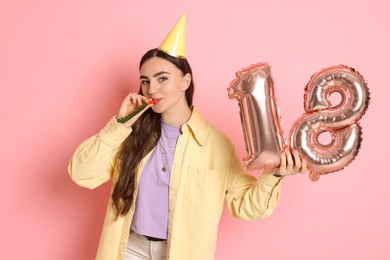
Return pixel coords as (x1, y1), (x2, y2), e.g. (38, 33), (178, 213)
(124, 232), (167, 260)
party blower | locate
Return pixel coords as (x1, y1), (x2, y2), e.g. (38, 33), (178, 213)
(117, 99), (158, 123)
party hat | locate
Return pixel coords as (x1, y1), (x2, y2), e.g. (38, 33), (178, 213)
(159, 13), (186, 58)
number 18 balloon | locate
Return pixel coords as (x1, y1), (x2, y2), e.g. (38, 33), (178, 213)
(228, 64), (370, 181)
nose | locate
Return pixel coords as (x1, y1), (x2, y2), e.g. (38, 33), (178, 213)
(148, 80), (159, 95)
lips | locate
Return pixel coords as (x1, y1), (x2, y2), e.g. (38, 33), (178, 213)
(149, 98), (162, 104)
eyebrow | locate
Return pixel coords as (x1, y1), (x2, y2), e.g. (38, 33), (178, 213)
(139, 71), (170, 80)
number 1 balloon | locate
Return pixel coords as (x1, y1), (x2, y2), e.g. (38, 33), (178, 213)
(228, 63), (286, 172)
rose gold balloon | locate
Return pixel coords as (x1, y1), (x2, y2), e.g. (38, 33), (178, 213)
(228, 63), (286, 171)
(290, 65), (370, 181)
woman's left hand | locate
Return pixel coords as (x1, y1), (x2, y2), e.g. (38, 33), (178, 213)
(273, 149), (307, 177)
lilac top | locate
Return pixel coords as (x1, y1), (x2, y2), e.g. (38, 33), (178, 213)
(130, 121), (181, 239)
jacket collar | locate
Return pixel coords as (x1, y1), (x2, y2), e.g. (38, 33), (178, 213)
(182, 107), (207, 146)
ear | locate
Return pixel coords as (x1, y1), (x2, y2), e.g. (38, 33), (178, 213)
(182, 73), (192, 91)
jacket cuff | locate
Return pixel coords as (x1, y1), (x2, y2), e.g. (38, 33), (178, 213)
(98, 117), (132, 148)
(257, 172), (284, 190)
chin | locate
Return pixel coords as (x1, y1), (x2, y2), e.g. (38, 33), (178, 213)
(152, 106), (164, 114)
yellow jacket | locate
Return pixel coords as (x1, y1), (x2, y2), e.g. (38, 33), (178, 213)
(68, 108), (283, 260)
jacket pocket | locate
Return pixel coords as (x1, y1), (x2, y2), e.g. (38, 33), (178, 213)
(182, 165), (224, 211)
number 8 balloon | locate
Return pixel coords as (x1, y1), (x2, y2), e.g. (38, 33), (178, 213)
(290, 65), (370, 181)
(228, 64), (370, 182)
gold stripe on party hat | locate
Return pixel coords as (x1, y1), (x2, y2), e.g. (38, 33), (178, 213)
(159, 13), (186, 58)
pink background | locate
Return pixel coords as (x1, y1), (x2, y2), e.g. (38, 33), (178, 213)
(1, 0), (389, 259)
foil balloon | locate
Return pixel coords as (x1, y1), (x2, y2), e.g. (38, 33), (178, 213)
(290, 65), (370, 181)
(228, 63), (286, 171)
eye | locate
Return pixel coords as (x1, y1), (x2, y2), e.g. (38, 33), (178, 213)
(158, 77), (168, 83)
(141, 80), (150, 86)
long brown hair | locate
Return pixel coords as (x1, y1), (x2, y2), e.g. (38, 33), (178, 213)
(111, 48), (194, 218)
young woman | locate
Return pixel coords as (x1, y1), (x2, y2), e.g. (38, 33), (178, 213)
(68, 48), (307, 260)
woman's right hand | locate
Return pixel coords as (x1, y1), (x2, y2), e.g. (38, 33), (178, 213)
(116, 93), (153, 128)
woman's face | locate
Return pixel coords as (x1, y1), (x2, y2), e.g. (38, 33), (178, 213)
(140, 57), (191, 115)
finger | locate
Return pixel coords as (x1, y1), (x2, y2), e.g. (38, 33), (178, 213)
(135, 95), (144, 106)
(137, 97), (143, 106)
(292, 149), (301, 171)
(128, 93), (143, 105)
(139, 95), (150, 104)
(301, 158), (308, 174)
(126, 93), (137, 105)
(278, 151), (286, 175)
(286, 149), (294, 173)
(279, 151), (286, 168)
(127, 93), (138, 99)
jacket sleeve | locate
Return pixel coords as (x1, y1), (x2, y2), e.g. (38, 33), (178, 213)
(68, 117), (132, 189)
(225, 151), (284, 221)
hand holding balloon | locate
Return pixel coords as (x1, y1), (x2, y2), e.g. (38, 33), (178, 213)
(271, 148), (307, 177)
(273, 149), (308, 177)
